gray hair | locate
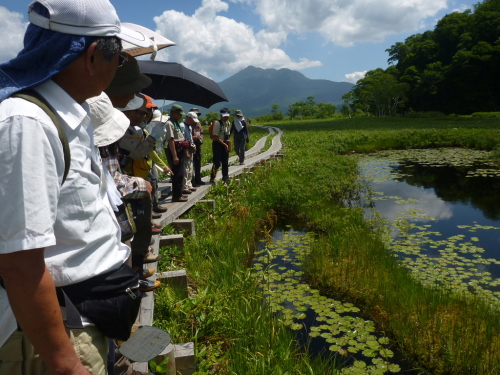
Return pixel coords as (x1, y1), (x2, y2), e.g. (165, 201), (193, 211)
(94, 36), (121, 62)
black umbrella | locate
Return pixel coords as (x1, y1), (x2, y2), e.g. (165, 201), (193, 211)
(137, 60), (228, 108)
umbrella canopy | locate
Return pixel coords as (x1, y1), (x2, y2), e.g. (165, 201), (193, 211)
(121, 23), (176, 58)
(138, 60), (228, 108)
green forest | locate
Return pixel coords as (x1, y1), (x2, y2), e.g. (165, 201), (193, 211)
(344, 0), (500, 116)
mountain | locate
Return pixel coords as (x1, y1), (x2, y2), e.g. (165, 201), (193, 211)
(164, 66), (354, 118)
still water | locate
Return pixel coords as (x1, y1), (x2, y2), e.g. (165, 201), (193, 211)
(358, 149), (500, 304)
(252, 222), (404, 373)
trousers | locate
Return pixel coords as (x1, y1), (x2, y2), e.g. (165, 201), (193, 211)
(165, 147), (185, 199)
(0, 327), (108, 375)
(192, 146), (202, 183)
(183, 151), (194, 190)
(211, 141), (229, 181)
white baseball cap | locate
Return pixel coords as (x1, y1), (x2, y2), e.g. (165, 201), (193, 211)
(88, 92), (130, 147)
(28, 0), (150, 48)
(186, 111), (200, 123)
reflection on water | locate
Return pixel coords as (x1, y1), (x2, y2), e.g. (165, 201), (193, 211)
(359, 152), (500, 305)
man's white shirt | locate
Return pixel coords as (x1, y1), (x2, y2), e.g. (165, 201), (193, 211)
(0, 80), (130, 346)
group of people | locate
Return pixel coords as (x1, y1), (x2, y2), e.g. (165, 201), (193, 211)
(0, 0), (254, 374)
(0, 0), (223, 374)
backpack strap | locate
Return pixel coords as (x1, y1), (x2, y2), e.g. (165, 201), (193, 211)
(12, 90), (71, 184)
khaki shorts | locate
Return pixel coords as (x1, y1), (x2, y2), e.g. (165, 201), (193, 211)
(0, 326), (108, 375)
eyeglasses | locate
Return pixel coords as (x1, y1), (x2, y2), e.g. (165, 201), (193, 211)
(118, 53), (129, 67)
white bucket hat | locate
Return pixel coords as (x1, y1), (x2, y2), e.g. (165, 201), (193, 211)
(152, 109), (169, 123)
(88, 92), (130, 147)
(28, 0), (150, 48)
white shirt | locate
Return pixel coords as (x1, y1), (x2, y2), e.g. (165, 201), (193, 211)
(0, 80), (130, 346)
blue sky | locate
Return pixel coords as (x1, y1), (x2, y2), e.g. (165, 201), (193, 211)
(0, 0), (479, 84)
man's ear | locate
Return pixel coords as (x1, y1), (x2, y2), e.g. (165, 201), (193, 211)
(82, 42), (99, 76)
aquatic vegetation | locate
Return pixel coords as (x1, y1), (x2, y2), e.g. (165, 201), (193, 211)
(253, 230), (401, 374)
(358, 149), (500, 307)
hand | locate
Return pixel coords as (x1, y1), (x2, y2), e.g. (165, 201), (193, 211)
(224, 143), (229, 152)
(145, 180), (153, 195)
(173, 156), (179, 165)
(150, 123), (166, 140)
(163, 166), (173, 175)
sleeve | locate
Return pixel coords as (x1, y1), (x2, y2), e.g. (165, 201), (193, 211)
(164, 121), (175, 140)
(213, 120), (221, 139)
(230, 121), (235, 135)
(149, 150), (167, 169)
(113, 170), (149, 199)
(118, 132), (156, 161)
(0, 111), (63, 253)
(244, 120), (249, 136)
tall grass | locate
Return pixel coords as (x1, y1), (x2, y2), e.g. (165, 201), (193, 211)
(258, 116), (500, 374)
(155, 116), (500, 374)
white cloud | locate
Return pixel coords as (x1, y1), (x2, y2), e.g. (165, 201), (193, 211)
(231, 0), (448, 46)
(0, 7), (27, 63)
(343, 71), (367, 84)
(452, 4), (471, 12)
(152, 0), (321, 80)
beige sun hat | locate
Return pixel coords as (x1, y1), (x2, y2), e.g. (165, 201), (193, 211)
(88, 92), (130, 147)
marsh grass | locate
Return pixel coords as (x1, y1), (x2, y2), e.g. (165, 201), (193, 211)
(154, 116), (500, 374)
(153, 174), (341, 374)
(267, 116), (500, 374)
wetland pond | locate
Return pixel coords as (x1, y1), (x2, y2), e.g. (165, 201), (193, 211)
(251, 148), (500, 374)
(358, 148), (500, 306)
(252, 221), (403, 374)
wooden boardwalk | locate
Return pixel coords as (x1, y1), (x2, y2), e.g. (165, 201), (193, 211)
(133, 126), (283, 373)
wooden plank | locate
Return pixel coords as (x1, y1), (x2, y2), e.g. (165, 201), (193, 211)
(159, 234), (184, 249)
(172, 219), (195, 236)
(197, 199), (215, 210)
(156, 270), (188, 298)
(174, 342), (196, 375)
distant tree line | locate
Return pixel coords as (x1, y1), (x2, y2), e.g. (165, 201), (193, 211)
(255, 96), (337, 122)
(343, 0), (500, 116)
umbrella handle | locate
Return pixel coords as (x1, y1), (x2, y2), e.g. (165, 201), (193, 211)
(150, 38), (158, 61)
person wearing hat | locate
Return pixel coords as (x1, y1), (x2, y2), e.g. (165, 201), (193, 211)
(90, 93), (160, 288)
(105, 53), (152, 108)
(165, 104), (188, 202)
(181, 112), (199, 194)
(119, 94), (170, 267)
(141, 96), (171, 216)
(190, 108), (205, 186)
(230, 109), (250, 165)
(0, 0), (151, 373)
(210, 108), (232, 183)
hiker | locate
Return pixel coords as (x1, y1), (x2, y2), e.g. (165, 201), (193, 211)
(180, 112), (198, 195)
(164, 105), (188, 202)
(190, 108), (205, 186)
(0, 0), (151, 373)
(119, 94), (170, 268)
(230, 109), (250, 165)
(210, 108), (232, 183)
(141, 95), (170, 216)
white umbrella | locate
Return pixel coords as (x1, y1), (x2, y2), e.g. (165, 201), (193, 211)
(121, 23), (176, 60)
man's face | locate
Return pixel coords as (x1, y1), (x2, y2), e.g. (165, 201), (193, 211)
(171, 111), (183, 121)
(94, 50), (121, 94)
(186, 117), (195, 126)
(124, 106), (149, 127)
